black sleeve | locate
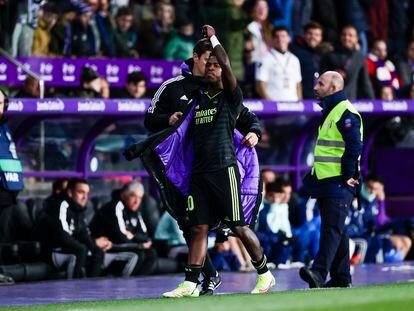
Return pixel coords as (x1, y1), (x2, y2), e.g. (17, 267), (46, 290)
(132, 232), (151, 243)
(77, 220), (98, 251)
(90, 206), (130, 244)
(50, 215), (89, 251)
(131, 215), (151, 243)
(144, 84), (174, 132)
(337, 111), (363, 180)
(235, 106), (263, 141)
(225, 86), (243, 110)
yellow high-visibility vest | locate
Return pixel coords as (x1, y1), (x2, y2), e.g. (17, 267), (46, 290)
(312, 100), (363, 180)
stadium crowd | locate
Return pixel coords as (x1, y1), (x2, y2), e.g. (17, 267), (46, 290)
(0, 0), (413, 285)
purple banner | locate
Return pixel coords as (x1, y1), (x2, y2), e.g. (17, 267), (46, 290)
(6, 98), (414, 115)
(0, 57), (182, 88)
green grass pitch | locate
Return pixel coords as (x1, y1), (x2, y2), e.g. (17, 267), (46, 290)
(3, 281), (414, 311)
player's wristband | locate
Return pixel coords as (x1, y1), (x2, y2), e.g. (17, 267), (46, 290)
(210, 35), (221, 48)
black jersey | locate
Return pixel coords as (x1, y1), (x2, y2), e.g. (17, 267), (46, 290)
(192, 86), (243, 173)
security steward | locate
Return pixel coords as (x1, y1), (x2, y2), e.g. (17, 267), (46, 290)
(0, 90), (24, 242)
(299, 71), (363, 288)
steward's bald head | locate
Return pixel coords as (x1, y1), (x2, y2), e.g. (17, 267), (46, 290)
(323, 71), (344, 90)
(313, 71), (345, 99)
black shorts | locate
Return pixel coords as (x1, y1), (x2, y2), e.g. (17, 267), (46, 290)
(187, 165), (246, 227)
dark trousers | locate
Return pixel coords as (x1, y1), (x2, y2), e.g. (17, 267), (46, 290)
(60, 244), (104, 278)
(312, 191), (353, 283)
(0, 188), (16, 244)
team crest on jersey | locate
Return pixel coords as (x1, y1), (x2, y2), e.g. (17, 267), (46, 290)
(344, 118), (352, 129)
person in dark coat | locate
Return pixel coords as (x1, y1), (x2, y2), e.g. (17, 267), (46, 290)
(89, 181), (159, 275)
(320, 25), (374, 99)
(299, 71), (363, 289)
(34, 179), (106, 278)
(291, 21), (326, 99)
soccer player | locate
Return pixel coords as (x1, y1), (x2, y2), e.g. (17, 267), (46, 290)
(144, 37), (262, 295)
(162, 25), (275, 298)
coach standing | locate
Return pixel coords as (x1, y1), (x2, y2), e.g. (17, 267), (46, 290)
(0, 90), (24, 243)
(299, 71), (363, 288)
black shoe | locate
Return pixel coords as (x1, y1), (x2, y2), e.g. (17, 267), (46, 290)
(299, 267), (324, 288)
(199, 274), (222, 295)
(324, 279), (352, 288)
(0, 274), (14, 286)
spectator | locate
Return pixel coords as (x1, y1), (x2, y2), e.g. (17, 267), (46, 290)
(199, 0), (249, 80)
(256, 180), (293, 265)
(261, 169), (277, 186)
(388, 0), (411, 59)
(49, 3), (77, 56)
(164, 17), (195, 61)
(112, 71), (147, 99)
(71, 5), (97, 57)
(291, 0), (313, 38)
(89, 181), (177, 275)
(366, 40), (400, 96)
(245, 0), (272, 64)
(31, 2), (60, 57)
(95, 0), (116, 57)
(340, 0), (373, 56)
(311, 0), (338, 45)
(291, 21), (325, 99)
(267, 0), (293, 32)
(289, 193), (321, 264)
(410, 84), (414, 99)
(255, 26), (302, 101)
(11, 0), (44, 57)
(229, 236), (255, 271)
(369, 175), (412, 262)
(320, 25), (374, 99)
(209, 237), (242, 272)
(137, 1), (175, 59)
(71, 66), (103, 98)
(15, 76), (40, 98)
(130, 0), (155, 31)
(114, 6), (139, 58)
(348, 175), (412, 263)
(34, 179), (106, 278)
(397, 40), (414, 88)
(367, 0), (388, 44)
(100, 77), (110, 99)
(380, 86), (394, 101)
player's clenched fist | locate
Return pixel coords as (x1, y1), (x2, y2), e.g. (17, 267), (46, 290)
(202, 25), (215, 38)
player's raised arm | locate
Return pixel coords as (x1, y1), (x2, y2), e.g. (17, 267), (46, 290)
(202, 25), (237, 92)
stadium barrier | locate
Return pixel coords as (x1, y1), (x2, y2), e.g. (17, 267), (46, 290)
(6, 98), (414, 188)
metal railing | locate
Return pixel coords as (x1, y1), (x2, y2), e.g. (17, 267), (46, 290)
(0, 47), (45, 99)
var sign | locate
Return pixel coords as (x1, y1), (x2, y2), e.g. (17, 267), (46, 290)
(4, 172), (19, 182)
